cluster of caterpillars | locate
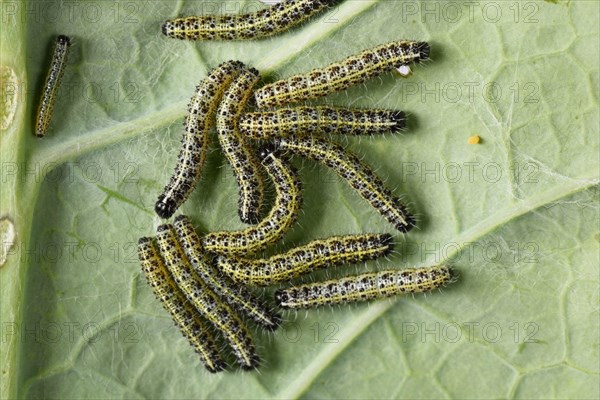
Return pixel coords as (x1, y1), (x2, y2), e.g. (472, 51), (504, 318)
(138, 0), (454, 372)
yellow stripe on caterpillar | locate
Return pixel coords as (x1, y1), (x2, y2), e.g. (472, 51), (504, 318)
(216, 234), (394, 286)
(155, 224), (260, 370)
(155, 60), (246, 219)
(137, 237), (226, 373)
(35, 35), (71, 137)
(274, 136), (415, 232)
(162, 0), (337, 41)
(275, 265), (454, 308)
(239, 106), (405, 139)
(174, 215), (282, 330)
(216, 67), (265, 224)
(202, 146), (302, 256)
(254, 40), (430, 108)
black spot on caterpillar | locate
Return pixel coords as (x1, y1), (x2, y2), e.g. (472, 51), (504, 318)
(216, 233), (394, 286)
(254, 40), (430, 108)
(275, 265), (453, 308)
(137, 237), (226, 373)
(216, 67), (265, 224)
(155, 60), (246, 219)
(162, 0), (337, 41)
(239, 106), (405, 139)
(202, 147), (302, 256)
(155, 224), (260, 370)
(174, 215), (282, 330)
(274, 136), (415, 232)
(35, 35), (71, 137)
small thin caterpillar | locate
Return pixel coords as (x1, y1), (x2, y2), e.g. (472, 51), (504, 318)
(174, 215), (282, 330)
(275, 265), (453, 308)
(155, 225), (259, 370)
(274, 136), (415, 232)
(239, 107), (406, 139)
(216, 234), (393, 286)
(137, 237), (226, 373)
(35, 35), (71, 137)
(254, 40), (430, 108)
(202, 147), (302, 256)
(217, 67), (265, 224)
(162, 0), (336, 41)
(155, 61), (245, 219)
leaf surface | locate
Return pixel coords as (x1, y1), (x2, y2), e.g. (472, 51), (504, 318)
(1, 1), (598, 398)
